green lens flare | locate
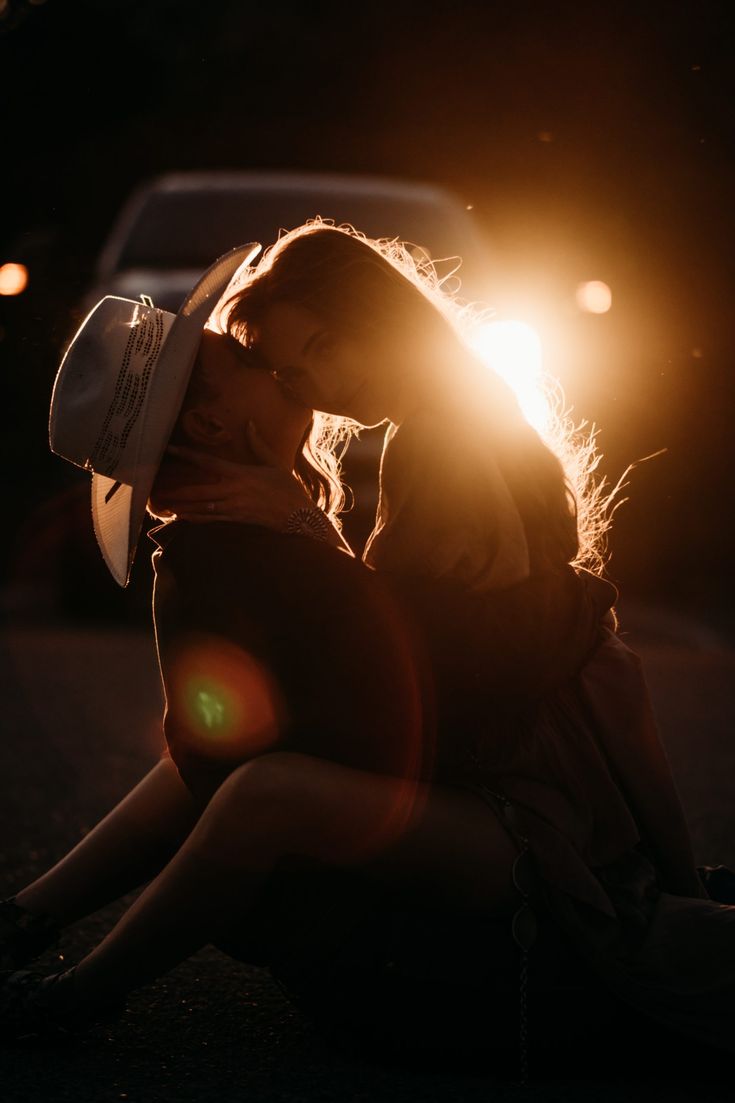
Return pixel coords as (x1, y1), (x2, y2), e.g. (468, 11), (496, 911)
(195, 689), (226, 730)
(184, 678), (236, 742)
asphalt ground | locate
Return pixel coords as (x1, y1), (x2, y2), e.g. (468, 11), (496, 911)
(1, 602), (734, 1103)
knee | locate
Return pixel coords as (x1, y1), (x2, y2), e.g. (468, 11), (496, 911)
(206, 752), (319, 823)
(228, 750), (319, 792)
(192, 752), (328, 860)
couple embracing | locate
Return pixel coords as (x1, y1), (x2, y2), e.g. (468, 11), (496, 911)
(2, 224), (735, 1079)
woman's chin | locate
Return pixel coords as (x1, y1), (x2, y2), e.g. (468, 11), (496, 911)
(335, 396), (388, 428)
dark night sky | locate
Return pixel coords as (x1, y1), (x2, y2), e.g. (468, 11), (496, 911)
(1, 0), (733, 624)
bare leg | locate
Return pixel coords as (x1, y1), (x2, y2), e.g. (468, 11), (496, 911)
(70, 752), (521, 1005)
(14, 756), (205, 926)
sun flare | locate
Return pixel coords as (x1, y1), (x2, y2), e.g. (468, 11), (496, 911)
(468, 320), (550, 435)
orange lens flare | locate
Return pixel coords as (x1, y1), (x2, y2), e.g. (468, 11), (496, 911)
(168, 635), (284, 761)
(575, 280), (612, 314)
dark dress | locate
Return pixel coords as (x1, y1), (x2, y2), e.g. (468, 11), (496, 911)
(149, 518), (735, 1069)
(151, 520), (431, 800)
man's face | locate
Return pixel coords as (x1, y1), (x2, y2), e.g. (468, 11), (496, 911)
(195, 328), (312, 468)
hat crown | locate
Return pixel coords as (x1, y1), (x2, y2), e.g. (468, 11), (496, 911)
(48, 242), (261, 585)
(50, 297), (176, 481)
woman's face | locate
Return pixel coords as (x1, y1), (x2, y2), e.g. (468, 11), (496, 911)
(252, 302), (395, 427)
(199, 329), (312, 467)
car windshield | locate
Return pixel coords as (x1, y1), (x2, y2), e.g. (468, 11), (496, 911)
(109, 187), (486, 289)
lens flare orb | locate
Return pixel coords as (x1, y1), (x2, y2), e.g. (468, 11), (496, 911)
(169, 634), (284, 760)
(576, 280), (612, 314)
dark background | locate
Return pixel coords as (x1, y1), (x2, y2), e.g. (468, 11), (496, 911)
(2, 0), (733, 629)
(1, 8), (735, 1098)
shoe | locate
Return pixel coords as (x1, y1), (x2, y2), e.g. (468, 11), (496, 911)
(0, 967), (126, 1042)
(0, 898), (61, 971)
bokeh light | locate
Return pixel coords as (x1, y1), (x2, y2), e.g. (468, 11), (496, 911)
(469, 320), (550, 434)
(0, 263), (29, 296)
(576, 280), (612, 314)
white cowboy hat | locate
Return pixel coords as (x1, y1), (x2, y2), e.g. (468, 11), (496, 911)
(49, 242), (261, 587)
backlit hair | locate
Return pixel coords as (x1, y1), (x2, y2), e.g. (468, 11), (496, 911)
(220, 220), (617, 576)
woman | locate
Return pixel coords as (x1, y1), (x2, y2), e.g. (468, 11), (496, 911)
(2, 224), (732, 1075)
(153, 223), (735, 1063)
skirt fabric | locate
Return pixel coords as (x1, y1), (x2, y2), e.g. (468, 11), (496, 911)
(452, 624), (735, 1062)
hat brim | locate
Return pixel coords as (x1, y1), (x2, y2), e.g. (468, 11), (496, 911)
(90, 242), (261, 586)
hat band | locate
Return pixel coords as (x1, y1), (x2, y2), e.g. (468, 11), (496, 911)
(89, 305), (167, 478)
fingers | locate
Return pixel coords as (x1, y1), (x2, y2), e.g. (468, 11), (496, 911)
(155, 463), (309, 529)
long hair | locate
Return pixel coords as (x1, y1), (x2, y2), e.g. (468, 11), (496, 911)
(220, 220), (615, 576)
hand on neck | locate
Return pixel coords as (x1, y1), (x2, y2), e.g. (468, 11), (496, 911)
(148, 442), (258, 519)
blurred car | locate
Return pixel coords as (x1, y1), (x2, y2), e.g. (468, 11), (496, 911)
(83, 170), (495, 553)
(87, 170), (491, 311)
